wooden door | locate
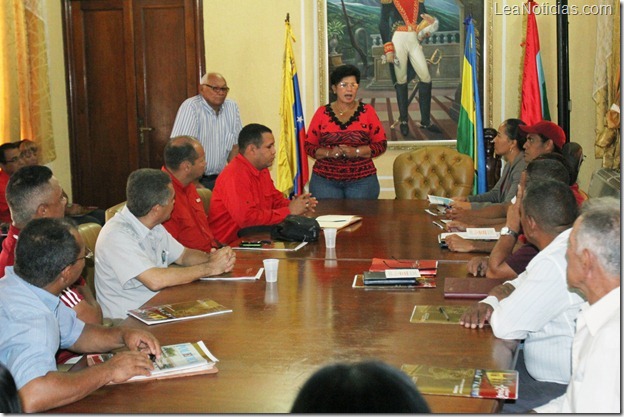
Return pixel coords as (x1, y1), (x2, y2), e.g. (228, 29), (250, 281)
(63, 0), (204, 208)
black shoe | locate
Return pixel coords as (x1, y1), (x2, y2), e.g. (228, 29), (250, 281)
(400, 121), (409, 136)
(418, 122), (442, 133)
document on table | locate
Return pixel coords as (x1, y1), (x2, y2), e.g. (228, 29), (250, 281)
(315, 215), (362, 230)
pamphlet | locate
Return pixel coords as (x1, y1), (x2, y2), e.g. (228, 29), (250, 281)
(401, 363), (518, 399)
(200, 268), (263, 281)
(127, 298), (232, 325)
(427, 195), (454, 206)
(439, 228), (500, 241)
(87, 341), (219, 383)
(369, 258), (438, 276)
(315, 215), (362, 230)
(233, 241), (307, 251)
(409, 305), (471, 324)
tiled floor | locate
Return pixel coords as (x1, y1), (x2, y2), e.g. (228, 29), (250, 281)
(359, 85), (459, 142)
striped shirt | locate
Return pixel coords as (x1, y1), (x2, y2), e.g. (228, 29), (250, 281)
(481, 228), (584, 384)
(170, 95), (242, 175)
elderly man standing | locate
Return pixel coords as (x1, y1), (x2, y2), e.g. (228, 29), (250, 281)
(170, 72), (242, 190)
(161, 136), (220, 251)
(535, 198), (620, 413)
(459, 179), (584, 411)
(209, 123), (317, 244)
(0, 218), (161, 412)
(95, 168), (235, 319)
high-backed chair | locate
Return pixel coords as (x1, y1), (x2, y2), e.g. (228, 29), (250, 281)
(105, 201), (126, 222)
(393, 147), (474, 199)
(196, 188), (212, 215)
(76, 222), (102, 298)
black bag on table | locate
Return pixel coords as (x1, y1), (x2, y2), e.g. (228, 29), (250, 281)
(270, 215), (321, 242)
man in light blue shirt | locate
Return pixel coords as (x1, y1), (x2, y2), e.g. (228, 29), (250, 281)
(0, 218), (161, 412)
(170, 72), (242, 190)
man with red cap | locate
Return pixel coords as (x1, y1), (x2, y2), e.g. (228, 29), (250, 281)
(519, 120), (566, 163)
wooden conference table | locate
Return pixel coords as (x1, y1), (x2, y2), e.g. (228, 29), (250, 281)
(51, 200), (517, 414)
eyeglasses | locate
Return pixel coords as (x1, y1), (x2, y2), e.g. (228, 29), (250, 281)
(5, 155), (23, 164)
(203, 84), (230, 94)
(60, 247), (93, 272)
(74, 248), (94, 263)
(337, 82), (359, 89)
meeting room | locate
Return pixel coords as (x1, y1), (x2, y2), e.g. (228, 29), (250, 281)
(0, 0), (620, 413)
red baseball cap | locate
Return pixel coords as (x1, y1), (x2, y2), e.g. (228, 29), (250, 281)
(518, 121), (566, 151)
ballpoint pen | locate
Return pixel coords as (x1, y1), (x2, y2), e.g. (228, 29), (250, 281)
(439, 306), (451, 321)
(432, 220), (444, 229)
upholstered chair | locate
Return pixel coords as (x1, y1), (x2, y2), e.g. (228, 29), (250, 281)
(393, 147), (474, 199)
(104, 201), (126, 222)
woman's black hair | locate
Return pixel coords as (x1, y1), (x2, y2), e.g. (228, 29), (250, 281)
(330, 64), (360, 86)
(291, 360), (430, 413)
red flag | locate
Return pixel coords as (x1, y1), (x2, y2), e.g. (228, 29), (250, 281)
(520, 1), (550, 125)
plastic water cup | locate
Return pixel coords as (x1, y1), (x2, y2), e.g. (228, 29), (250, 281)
(263, 258), (279, 283)
(324, 228), (337, 248)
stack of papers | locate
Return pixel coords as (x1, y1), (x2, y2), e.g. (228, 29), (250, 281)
(315, 215), (362, 230)
(427, 195), (454, 206)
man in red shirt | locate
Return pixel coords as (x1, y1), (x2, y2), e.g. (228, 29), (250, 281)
(0, 142), (25, 225)
(162, 136), (220, 251)
(209, 123), (318, 244)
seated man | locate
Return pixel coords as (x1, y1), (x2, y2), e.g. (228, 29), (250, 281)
(0, 142), (25, 224)
(466, 158), (572, 278)
(535, 198), (620, 413)
(95, 168), (236, 319)
(459, 180), (584, 410)
(0, 218), (161, 412)
(161, 136), (219, 251)
(445, 154), (579, 254)
(0, 165), (102, 326)
(209, 123), (317, 244)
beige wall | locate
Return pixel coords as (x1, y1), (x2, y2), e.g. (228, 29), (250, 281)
(45, 0), (610, 199)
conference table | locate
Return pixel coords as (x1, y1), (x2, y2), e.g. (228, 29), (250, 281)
(51, 200), (518, 414)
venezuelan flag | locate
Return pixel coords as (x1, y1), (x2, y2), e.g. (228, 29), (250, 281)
(277, 18), (309, 197)
(520, 0), (550, 125)
(457, 17), (486, 194)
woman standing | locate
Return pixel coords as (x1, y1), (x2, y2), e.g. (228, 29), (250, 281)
(453, 118), (527, 209)
(305, 65), (387, 199)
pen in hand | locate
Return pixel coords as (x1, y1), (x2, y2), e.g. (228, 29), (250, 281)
(432, 221), (444, 229)
(439, 306), (450, 321)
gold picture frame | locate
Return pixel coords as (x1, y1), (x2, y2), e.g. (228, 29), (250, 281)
(316, 0), (493, 150)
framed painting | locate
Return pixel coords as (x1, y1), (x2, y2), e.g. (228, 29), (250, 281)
(316, 0), (492, 150)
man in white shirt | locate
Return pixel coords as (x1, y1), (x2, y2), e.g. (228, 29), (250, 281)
(95, 169), (236, 319)
(535, 198), (620, 413)
(459, 179), (584, 409)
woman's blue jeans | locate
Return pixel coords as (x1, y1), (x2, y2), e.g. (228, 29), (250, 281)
(309, 173), (380, 200)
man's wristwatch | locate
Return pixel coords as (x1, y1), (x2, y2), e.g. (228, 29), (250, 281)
(500, 226), (519, 239)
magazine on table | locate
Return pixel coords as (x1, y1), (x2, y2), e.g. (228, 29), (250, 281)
(127, 298), (232, 325)
(87, 341), (219, 383)
(401, 364), (518, 399)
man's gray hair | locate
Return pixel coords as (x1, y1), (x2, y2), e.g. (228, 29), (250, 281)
(126, 168), (171, 217)
(574, 197), (620, 278)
